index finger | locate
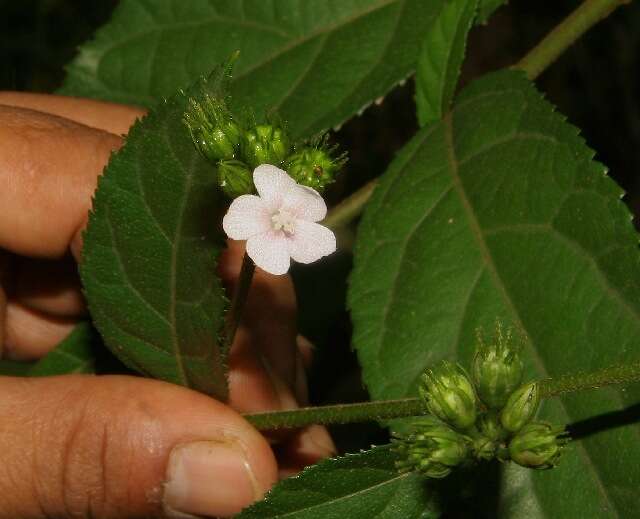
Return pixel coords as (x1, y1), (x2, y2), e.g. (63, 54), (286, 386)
(0, 103), (130, 259)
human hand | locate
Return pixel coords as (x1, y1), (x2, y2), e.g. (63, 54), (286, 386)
(0, 93), (335, 518)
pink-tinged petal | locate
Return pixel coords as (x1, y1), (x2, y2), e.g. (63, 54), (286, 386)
(288, 221), (336, 264)
(283, 184), (327, 222)
(246, 231), (291, 275)
(222, 195), (271, 240)
(253, 164), (297, 209)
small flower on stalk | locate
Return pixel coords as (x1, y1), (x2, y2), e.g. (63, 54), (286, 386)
(222, 164), (336, 275)
(472, 322), (524, 409)
(285, 144), (347, 191)
(183, 94), (242, 163)
(500, 381), (540, 433)
(217, 159), (253, 199)
(242, 124), (291, 168)
(508, 422), (569, 469)
(393, 417), (471, 478)
(419, 361), (478, 430)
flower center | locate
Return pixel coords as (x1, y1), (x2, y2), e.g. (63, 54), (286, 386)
(271, 208), (296, 235)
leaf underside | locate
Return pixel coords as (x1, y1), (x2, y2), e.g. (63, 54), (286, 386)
(349, 70), (640, 517)
(80, 68), (229, 399)
(238, 445), (440, 518)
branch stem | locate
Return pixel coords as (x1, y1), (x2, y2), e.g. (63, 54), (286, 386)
(323, 180), (377, 230)
(222, 252), (255, 353)
(244, 361), (640, 430)
(514, 0), (630, 80)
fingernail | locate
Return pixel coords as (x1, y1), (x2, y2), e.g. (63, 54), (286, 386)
(163, 440), (262, 518)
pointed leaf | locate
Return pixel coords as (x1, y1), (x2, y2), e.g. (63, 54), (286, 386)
(81, 69), (228, 399)
(415, 0), (477, 127)
(238, 445), (440, 518)
(349, 70), (640, 516)
(59, 0), (450, 139)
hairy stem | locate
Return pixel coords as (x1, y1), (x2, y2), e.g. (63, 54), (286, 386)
(323, 180), (377, 230)
(245, 398), (424, 430)
(244, 361), (640, 430)
(514, 0), (631, 80)
(222, 252), (255, 353)
(538, 360), (640, 398)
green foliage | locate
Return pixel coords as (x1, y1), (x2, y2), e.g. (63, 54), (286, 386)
(237, 445), (440, 518)
(80, 67), (229, 400)
(415, 0), (477, 127)
(350, 70), (640, 516)
(59, 0), (447, 139)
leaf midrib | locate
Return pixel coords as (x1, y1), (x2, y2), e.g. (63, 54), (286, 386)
(442, 110), (621, 517)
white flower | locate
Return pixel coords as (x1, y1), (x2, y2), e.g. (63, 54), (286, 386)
(222, 164), (336, 275)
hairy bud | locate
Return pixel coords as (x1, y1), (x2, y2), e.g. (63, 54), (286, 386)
(500, 382), (540, 433)
(183, 95), (242, 162)
(241, 124), (291, 168)
(394, 418), (471, 478)
(284, 146), (346, 191)
(472, 323), (524, 408)
(419, 361), (478, 430)
(217, 159), (253, 198)
(509, 422), (568, 469)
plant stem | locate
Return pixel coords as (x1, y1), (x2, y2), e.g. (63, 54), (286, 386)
(323, 180), (377, 230)
(514, 0), (631, 80)
(538, 360), (640, 398)
(243, 361), (640, 430)
(222, 252), (255, 353)
(245, 398), (424, 430)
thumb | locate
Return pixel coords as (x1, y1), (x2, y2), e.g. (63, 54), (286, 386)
(0, 375), (277, 518)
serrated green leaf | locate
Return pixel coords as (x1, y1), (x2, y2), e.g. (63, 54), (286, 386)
(59, 0), (448, 139)
(29, 322), (96, 376)
(415, 0), (477, 127)
(349, 70), (640, 517)
(81, 68), (228, 399)
(477, 0), (508, 24)
(238, 445), (440, 518)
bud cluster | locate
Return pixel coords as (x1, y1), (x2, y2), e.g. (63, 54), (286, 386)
(184, 94), (345, 198)
(394, 321), (569, 479)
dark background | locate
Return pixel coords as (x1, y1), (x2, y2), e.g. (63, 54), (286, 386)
(1, 0), (639, 452)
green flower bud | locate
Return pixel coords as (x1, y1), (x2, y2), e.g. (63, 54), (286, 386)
(241, 124), (291, 168)
(472, 435), (497, 461)
(284, 146), (345, 191)
(500, 382), (540, 433)
(394, 417), (471, 478)
(217, 160), (253, 199)
(472, 323), (524, 408)
(508, 422), (568, 469)
(183, 95), (242, 162)
(419, 361), (478, 430)
(477, 411), (504, 442)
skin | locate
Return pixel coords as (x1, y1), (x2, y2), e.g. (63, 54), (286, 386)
(0, 92), (335, 518)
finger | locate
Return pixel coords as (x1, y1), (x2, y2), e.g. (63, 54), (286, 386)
(0, 91), (145, 136)
(3, 302), (78, 360)
(276, 425), (337, 479)
(0, 105), (122, 258)
(0, 374), (277, 519)
(11, 255), (86, 317)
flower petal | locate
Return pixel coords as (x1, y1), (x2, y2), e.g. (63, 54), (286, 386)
(246, 231), (291, 275)
(283, 184), (327, 222)
(288, 221), (336, 264)
(222, 195), (271, 240)
(253, 164), (297, 209)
